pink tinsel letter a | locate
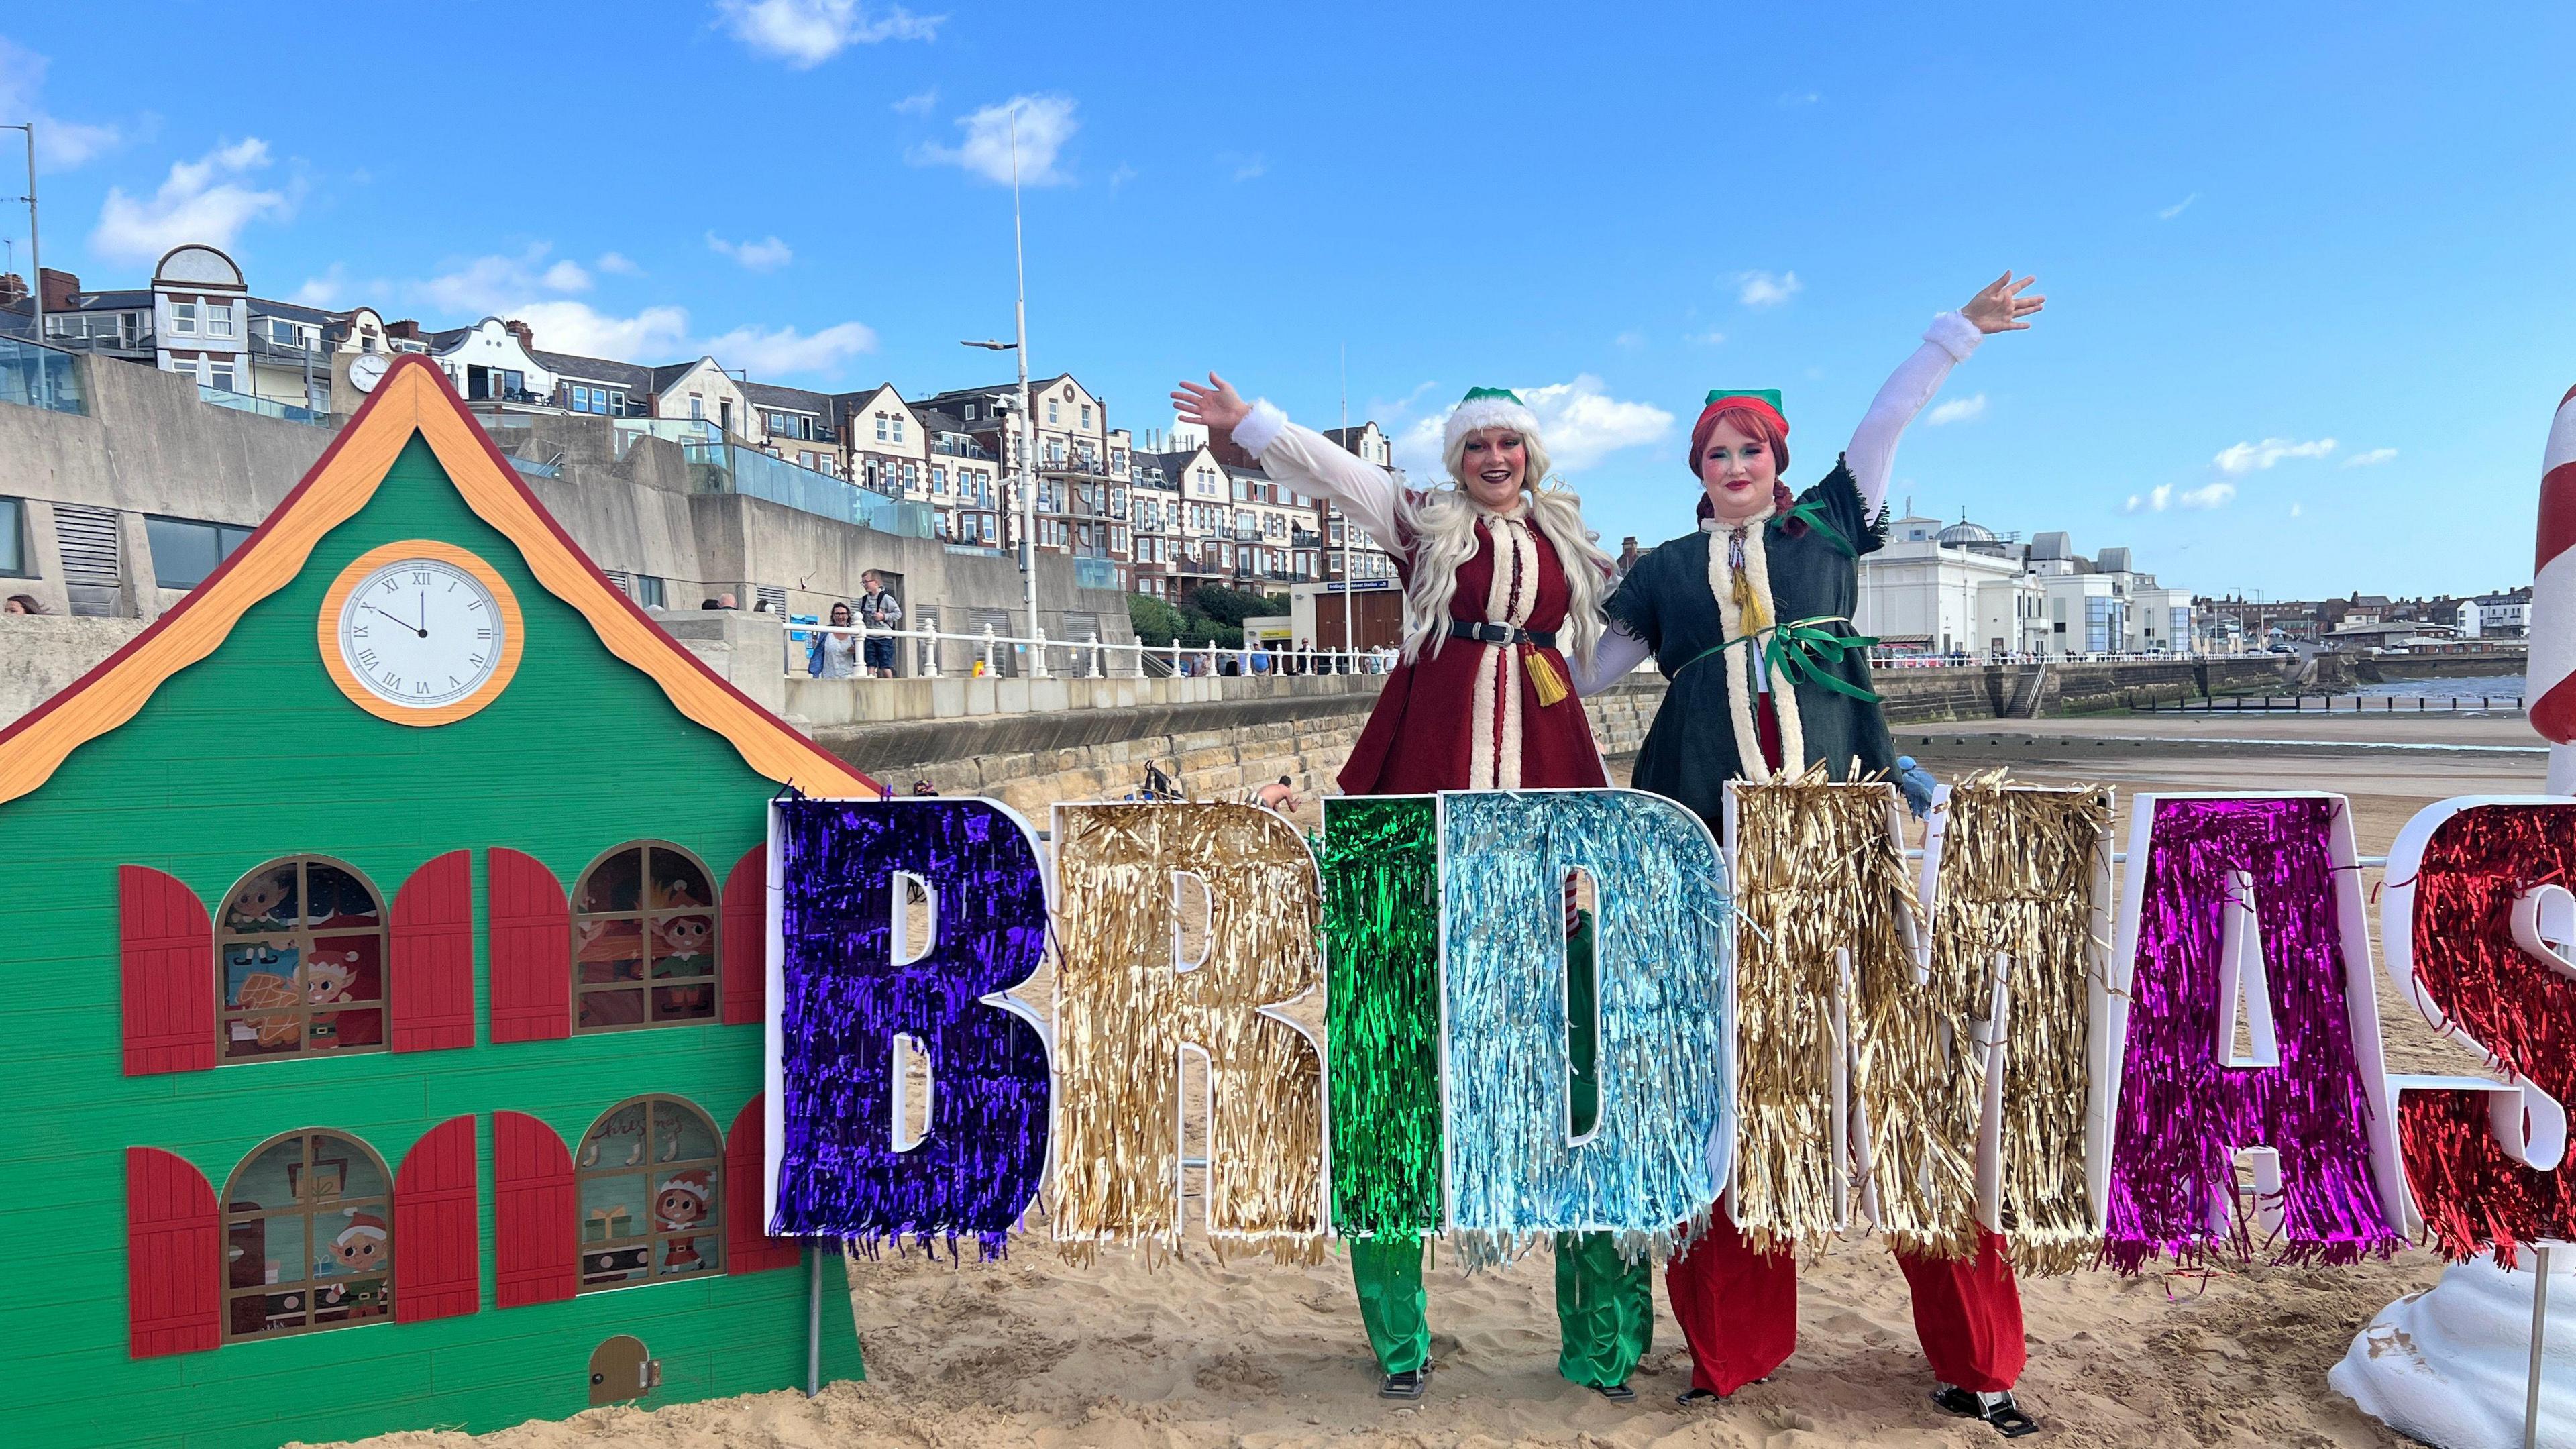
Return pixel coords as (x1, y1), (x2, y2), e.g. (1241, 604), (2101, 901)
(2100, 794), (2404, 1270)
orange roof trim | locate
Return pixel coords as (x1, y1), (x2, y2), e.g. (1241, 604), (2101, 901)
(0, 354), (878, 806)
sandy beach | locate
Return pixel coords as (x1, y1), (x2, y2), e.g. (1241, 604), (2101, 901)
(321, 708), (2546, 1449)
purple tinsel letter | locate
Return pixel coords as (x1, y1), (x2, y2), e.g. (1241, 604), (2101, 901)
(2103, 794), (2402, 1269)
(773, 797), (1052, 1256)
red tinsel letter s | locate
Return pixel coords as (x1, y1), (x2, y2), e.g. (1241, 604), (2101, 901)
(2383, 798), (2576, 1265)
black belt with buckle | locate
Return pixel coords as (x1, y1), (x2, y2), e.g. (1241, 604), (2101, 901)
(1448, 620), (1557, 649)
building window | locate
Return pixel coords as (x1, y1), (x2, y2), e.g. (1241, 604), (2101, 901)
(146, 515), (256, 590)
(635, 574), (666, 608)
(689, 396), (704, 419)
(205, 303), (236, 339)
(875, 415), (889, 442)
(268, 319), (300, 346)
(1080, 403), (1091, 429)
(892, 416), (906, 443)
(171, 302), (199, 335)
(576, 1095), (723, 1290)
(572, 842), (716, 1032)
(1046, 399), (1059, 425)
(223, 1130), (394, 1340)
(0, 496), (24, 577)
(218, 857), (387, 1062)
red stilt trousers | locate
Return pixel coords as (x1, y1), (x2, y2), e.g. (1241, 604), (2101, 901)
(1664, 1199), (2027, 1396)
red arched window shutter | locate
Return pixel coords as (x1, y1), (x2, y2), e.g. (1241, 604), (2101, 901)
(486, 849), (569, 1044)
(720, 845), (765, 1026)
(394, 1115), (479, 1322)
(726, 1094), (802, 1274)
(391, 851), (475, 1053)
(492, 1112), (576, 1307)
(126, 1147), (219, 1357)
(120, 865), (214, 1076)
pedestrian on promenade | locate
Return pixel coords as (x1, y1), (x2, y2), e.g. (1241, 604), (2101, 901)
(1175, 371), (1638, 1403)
(1571, 271), (2047, 1434)
(808, 601), (861, 678)
(857, 571), (903, 678)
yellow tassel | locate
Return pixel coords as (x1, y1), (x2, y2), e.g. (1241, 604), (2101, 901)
(1525, 645), (1569, 707)
(1731, 565), (1771, 635)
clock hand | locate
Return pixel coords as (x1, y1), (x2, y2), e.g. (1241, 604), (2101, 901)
(415, 592), (429, 637)
(362, 602), (426, 638)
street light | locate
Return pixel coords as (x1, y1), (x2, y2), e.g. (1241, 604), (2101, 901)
(957, 101), (1042, 676)
(1, 121), (43, 402)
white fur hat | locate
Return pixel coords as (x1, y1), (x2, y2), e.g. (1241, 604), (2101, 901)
(1442, 386), (1542, 455)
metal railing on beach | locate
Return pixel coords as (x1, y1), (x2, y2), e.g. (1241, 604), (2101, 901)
(786, 621), (1395, 682)
(2129, 692), (2526, 713)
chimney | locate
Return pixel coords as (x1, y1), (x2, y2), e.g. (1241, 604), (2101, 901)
(504, 318), (535, 352)
(384, 319), (422, 341)
(39, 267), (80, 311)
(0, 273), (24, 305)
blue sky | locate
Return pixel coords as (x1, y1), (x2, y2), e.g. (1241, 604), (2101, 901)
(3, 2), (2571, 601)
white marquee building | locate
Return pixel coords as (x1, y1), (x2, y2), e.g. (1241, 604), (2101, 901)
(1857, 515), (2201, 657)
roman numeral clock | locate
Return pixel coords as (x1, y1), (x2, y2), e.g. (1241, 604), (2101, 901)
(318, 541), (526, 726)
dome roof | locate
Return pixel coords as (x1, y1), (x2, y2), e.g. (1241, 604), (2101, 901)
(1936, 520), (1997, 545)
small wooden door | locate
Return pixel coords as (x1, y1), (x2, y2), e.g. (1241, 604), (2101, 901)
(588, 1334), (655, 1406)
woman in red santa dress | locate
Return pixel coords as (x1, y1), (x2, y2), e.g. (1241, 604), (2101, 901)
(1173, 374), (1644, 1403)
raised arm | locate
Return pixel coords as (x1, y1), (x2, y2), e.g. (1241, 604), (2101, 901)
(1843, 272), (2044, 515)
(1173, 374), (1404, 549)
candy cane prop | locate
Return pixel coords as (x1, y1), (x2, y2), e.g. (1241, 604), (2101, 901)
(2532, 384), (2576, 793)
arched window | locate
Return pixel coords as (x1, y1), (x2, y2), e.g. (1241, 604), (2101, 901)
(221, 1130), (394, 1340)
(571, 842), (716, 1032)
(575, 1095), (723, 1289)
(217, 857), (386, 1062)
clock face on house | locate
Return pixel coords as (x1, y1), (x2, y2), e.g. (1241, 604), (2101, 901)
(317, 541), (525, 726)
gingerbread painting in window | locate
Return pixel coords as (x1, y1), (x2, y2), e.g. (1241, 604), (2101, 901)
(575, 1095), (722, 1289)
(572, 843), (716, 1031)
(222, 1131), (394, 1340)
(219, 858), (386, 1060)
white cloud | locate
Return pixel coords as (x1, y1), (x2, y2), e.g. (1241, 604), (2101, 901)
(2159, 192), (2200, 221)
(1108, 163), (1136, 190)
(2123, 484), (2174, 514)
(2290, 502), (2305, 518)
(1391, 376), (1674, 478)
(0, 37), (124, 170)
(90, 138), (290, 262)
(698, 320), (876, 376)
(1778, 89), (1820, 107)
(409, 245), (594, 315)
(1226, 152), (1267, 182)
(714, 0), (941, 68)
(1613, 329), (1646, 351)
(1737, 270), (1801, 308)
(2213, 436), (2336, 474)
(912, 95), (1078, 186)
(1688, 329), (1726, 347)
(291, 264), (350, 307)
(594, 251), (643, 276)
(506, 300), (694, 360)
(892, 88), (938, 115)
(1926, 392), (1987, 425)
(707, 232), (794, 271)
(2180, 481), (2235, 509)
(2342, 447), (2398, 468)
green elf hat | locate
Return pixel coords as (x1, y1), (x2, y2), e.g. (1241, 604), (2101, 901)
(1444, 386), (1544, 454)
(1690, 388), (1790, 473)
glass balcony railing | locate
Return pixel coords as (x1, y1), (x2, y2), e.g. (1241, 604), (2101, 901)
(1073, 558), (1118, 590)
(198, 384), (326, 426)
(681, 437), (940, 539)
(0, 337), (86, 414)
(611, 416), (726, 458)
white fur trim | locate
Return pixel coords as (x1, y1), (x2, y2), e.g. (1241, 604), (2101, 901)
(1466, 515), (1540, 790)
(1236, 398), (1288, 458)
(1704, 511), (1806, 781)
(1444, 397), (1542, 453)
(1923, 311), (1984, 362)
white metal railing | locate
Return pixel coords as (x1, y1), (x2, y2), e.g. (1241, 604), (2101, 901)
(788, 621), (1399, 682)
(1867, 649), (2291, 669)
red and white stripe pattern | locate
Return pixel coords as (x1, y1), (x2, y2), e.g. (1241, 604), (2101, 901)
(2533, 384), (2576, 750)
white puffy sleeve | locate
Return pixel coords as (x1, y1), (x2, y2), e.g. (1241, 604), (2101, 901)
(1234, 400), (1404, 551)
(1843, 311), (1984, 517)
(1570, 627), (1651, 697)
